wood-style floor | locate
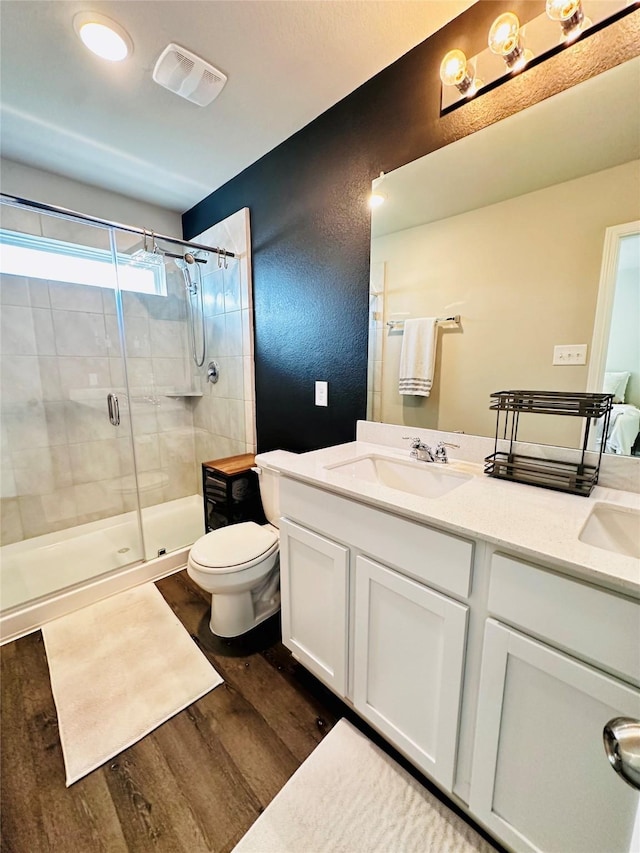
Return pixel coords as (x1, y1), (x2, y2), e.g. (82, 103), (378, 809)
(1, 570), (502, 853)
(0, 571), (345, 853)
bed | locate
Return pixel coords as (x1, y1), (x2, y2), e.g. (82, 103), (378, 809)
(596, 403), (640, 456)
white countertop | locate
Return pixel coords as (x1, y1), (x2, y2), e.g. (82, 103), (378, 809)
(260, 441), (640, 599)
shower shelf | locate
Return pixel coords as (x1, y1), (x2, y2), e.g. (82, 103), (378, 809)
(164, 391), (203, 397)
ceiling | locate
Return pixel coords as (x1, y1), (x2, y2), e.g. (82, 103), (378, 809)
(0, 0), (475, 214)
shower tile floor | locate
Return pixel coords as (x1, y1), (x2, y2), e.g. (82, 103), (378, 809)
(0, 495), (204, 612)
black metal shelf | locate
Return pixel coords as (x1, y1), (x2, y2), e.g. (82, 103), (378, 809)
(485, 390), (613, 497)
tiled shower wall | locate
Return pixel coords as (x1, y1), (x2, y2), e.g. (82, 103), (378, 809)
(191, 208), (256, 474)
(0, 268), (197, 545)
(0, 206), (255, 546)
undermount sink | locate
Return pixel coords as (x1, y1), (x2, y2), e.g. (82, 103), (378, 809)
(579, 503), (640, 559)
(325, 453), (472, 499)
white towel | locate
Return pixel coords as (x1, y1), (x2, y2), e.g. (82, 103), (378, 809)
(399, 317), (437, 396)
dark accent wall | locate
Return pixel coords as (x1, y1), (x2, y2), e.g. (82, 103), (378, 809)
(183, 4), (639, 453)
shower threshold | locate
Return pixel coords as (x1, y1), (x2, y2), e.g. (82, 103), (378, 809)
(0, 494), (204, 617)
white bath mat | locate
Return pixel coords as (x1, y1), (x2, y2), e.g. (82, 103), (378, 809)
(233, 718), (496, 853)
(43, 583), (223, 786)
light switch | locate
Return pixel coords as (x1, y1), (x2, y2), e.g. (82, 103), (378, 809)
(553, 344), (587, 366)
(315, 381), (328, 407)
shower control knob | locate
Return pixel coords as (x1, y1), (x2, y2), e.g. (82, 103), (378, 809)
(207, 361), (220, 384)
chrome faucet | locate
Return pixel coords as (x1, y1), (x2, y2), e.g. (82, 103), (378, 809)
(404, 437), (435, 462)
(404, 437), (460, 464)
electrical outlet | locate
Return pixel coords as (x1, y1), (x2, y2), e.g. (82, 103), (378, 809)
(315, 381), (328, 407)
(553, 344), (587, 366)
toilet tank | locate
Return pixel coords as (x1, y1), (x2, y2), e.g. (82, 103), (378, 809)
(254, 452), (282, 528)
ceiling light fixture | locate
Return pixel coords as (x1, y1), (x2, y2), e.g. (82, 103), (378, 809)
(73, 12), (132, 62)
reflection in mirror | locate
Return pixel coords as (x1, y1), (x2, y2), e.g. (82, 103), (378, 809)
(367, 57), (640, 455)
(588, 224), (640, 456)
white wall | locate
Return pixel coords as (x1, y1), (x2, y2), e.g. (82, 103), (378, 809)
(1, 158), (182, 237)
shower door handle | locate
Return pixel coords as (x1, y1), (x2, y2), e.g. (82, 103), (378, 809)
(107, 393), (120, 426)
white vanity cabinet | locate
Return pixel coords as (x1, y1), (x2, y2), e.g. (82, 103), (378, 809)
(278, 476), (474, 793)
(277, 471), (640, 853)
(279, 518), (349, 696)
(353, 555), (468, 790)
(469, 553), (640, 853)
(470, 620), (640, 853)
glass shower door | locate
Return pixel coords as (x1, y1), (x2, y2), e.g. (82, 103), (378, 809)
(0, 203), (145, 612)
(114, 229), (204, 560)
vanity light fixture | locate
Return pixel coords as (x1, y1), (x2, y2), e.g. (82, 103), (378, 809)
(73, 12), (132, 62)
(438, 1), (635, 115)
(546, 0), (590, 42)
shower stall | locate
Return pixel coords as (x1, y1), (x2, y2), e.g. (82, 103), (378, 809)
(0, 195), (252, 640)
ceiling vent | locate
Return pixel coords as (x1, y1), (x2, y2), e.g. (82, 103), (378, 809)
(153, 44), (227, 107)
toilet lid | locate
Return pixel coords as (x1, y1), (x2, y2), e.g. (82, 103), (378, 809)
(190, 522), (278, 570)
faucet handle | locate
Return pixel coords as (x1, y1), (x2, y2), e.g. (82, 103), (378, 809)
(434, 441), (460, 463)
(402, 436), (422, 449)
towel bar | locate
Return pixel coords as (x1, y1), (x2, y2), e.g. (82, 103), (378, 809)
(386, 315), (460, 329)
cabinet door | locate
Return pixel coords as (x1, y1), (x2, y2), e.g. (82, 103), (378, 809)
(353, 555), (468, 791)
(279, 518), (349, 696)
(470, 620), (640, 853)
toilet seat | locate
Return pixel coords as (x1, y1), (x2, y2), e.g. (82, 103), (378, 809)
(189, 522), (278, 574)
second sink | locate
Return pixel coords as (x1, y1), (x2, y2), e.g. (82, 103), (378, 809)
(579, 503), (640, 559)
(325, 454), (472, 499)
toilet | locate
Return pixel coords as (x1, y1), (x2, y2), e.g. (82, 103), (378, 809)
(187, 453), (281, 638)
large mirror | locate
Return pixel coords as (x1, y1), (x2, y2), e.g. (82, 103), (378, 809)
(368, 57), (640, 454)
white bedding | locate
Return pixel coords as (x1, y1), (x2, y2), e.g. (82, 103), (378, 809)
(598, 404), (640, 456)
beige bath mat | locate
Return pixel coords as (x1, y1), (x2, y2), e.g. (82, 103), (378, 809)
(43, 582), (223, 786)
(233, 718), (496, 853)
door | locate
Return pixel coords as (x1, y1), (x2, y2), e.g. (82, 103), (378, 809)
(470, 620), (640, 853)
(353, 555), (468, 791)
(0, 208), (145, 612)
(279, 518), (349, 696)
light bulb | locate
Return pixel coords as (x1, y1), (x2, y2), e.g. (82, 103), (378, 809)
(73, 13), (132, 61)
(546, 0), (588, 40)
(546, 0), (580, 20)
(440, 50), (466, 86)
(440, 49), (477, 96)
(488, 12), (529, 70)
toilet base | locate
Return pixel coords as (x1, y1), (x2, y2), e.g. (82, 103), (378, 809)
(209, 593), (280, 638)
(208, 563), (281, 638)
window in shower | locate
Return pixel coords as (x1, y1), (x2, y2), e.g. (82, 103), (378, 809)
(0, 229), (166, 295)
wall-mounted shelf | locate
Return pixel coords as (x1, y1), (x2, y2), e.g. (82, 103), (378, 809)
(164, 391), (203, 398)
(484, 390), (613, 497)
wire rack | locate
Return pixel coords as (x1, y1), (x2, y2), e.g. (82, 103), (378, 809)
(484, 390), (614, 497)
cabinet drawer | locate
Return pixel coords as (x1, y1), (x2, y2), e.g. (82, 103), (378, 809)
(489, 553), (640, 684)
(280, 477), (473, 598)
